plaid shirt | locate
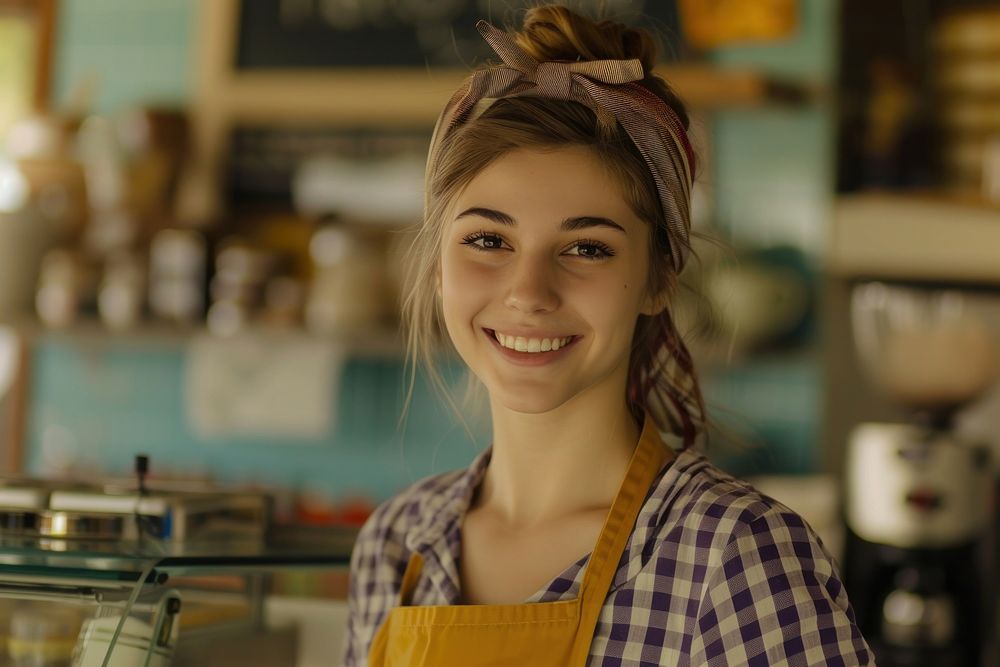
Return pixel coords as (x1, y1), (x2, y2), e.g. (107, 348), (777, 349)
(343, 445), (874, 666)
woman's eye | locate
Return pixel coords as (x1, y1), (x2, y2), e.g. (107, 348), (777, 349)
(566, 241), (615, 260)
(461, 232), (506, 251)
(462, 232), (504, 250)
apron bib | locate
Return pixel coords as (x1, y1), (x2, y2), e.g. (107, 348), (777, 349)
(367, 416), (671, 666)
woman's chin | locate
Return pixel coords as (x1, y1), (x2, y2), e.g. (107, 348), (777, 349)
(490, 388), (572, 416)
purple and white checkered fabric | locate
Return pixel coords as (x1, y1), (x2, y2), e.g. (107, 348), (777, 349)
(343, 445), (874, 666)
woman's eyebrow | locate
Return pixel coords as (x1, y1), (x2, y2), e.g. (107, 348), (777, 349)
(455, 206), (627, 235)
(561, 216), (627, 235)
(455, 207), (515, 226)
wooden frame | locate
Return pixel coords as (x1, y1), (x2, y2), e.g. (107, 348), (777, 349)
(1, 334), (29, 474)
(0, 0), (57, 139)
(0, 0), (55, 473)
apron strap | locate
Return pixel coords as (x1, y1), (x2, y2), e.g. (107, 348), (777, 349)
(571, 417), (671, 661)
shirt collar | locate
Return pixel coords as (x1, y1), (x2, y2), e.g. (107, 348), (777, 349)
(405, 445), (491, 554)
(401, 445), (493, 602)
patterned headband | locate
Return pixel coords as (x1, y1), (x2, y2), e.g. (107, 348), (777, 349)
(428, 19), (696, 272)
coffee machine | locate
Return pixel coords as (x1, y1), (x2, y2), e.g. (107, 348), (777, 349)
(842, 282), (999, 667)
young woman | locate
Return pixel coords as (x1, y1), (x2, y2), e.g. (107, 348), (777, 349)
(344, 6), (873, 665)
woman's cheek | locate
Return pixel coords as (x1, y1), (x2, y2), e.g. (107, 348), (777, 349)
(440, 252), (493, 320)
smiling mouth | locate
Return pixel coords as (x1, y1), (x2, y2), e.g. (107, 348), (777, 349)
(484, 329), (579, 353)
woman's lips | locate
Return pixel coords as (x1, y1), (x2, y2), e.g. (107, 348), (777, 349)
(483, 328), (581, 366)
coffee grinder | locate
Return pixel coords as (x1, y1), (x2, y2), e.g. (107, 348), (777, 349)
(842, 281), (999, 667)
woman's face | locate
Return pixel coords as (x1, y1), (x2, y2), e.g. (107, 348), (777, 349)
(439, 146), (659, 415)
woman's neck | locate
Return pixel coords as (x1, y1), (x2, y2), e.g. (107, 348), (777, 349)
(473, 395), (641, 529)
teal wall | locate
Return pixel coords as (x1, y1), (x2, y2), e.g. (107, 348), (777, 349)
(709, 0), (837, 255)
(702, 358), (822, 475)
(710, 0), (837, 78)
(26, 334), (488, 503)
(51, 0), (195, 114)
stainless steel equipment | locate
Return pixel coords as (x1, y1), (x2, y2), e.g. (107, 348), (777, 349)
(843, 282), (1000, 667)
(0, 475), (269, 543)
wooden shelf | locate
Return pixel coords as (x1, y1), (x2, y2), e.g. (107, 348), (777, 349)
(829, 192), (1000, 285)
(207, 64), (819, 126)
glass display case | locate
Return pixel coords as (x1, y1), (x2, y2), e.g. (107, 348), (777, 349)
(0, 525), (355, 666)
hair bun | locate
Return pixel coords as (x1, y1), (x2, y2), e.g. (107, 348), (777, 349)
(510, 4), (688, 130)
(514, 5), (658, 75)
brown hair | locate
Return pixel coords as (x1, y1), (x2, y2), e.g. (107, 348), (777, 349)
(402, 4), (706, 447)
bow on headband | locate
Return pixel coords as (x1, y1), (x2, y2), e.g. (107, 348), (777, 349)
(428, 20), (696, 272)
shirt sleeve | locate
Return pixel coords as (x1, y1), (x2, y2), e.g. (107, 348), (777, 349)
(341, 513), (378, 667)
(340, 499), (407, 667)
(689, 508), (874, 666)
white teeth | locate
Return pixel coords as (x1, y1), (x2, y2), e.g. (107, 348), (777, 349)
(493, 331), (573, 353)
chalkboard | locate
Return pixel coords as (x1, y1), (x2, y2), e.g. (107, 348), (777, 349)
(235, 0), (681, 69)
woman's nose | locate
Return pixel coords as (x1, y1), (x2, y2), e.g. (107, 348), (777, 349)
(503, 255), (560, 314)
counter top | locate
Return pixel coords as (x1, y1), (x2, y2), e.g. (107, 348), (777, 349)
(0, 524), (356, 583)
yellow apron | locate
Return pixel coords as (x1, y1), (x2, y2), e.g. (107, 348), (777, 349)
(367, 417), (672, 666)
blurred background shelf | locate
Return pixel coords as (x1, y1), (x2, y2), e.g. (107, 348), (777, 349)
(830, 193), (1000, 285)
(196, 65), (824, 125)
(13, 320), (406, 359)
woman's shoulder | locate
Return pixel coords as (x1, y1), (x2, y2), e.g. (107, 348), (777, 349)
(642, 448), (841, 572)
(655, 449), (808, 537)
(644, 450), (873, 663)
(354, 466), (469, 555)
(659, 453), (872, 665)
